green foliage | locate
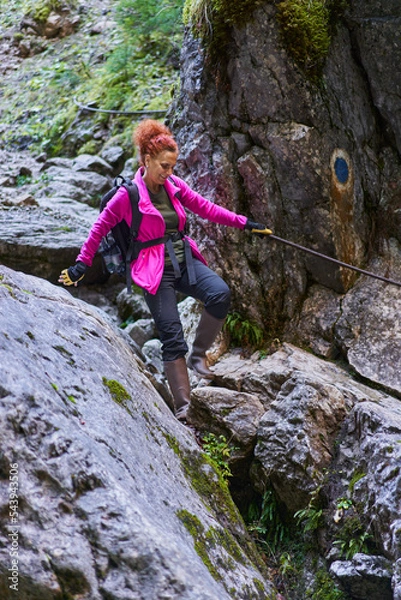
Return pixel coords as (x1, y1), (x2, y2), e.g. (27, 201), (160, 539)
(183, 0), (262, 69)
(332, 497), (372, 560)
(294, 470), (328, 533)
(247, 487), (289, 555)
(333, 521), (371, 559)
(201, 433), (236, 481)
(306, 567), (346, 599)
(117, 0), (184, 41)
(295, 481), (325, 532)
(348, 470), (366, 495)
(276, 0), (330, 76)
(16, 174), (32, 187)
(331, 473), (372, 560)
(295, 504), (323, 532)
(22, 0), (77, 23)
(0, 0), (183, 155)
(224, 311), (264, 349)
(183, 0), (347, 77)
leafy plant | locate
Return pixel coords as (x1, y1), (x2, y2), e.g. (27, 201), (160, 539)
(295, 504), (324, 532)
(336, 496), (353, 511)
(201, 433), (236, 480)
(16, 174), (32, 187)
(247, 487), (289, 554)
(332, 482), (372, 559)
(333, 527), (371, 560)
(294, 475), (326, 533)
(117, 0), (184, 42)
(224, 311), (264, 349)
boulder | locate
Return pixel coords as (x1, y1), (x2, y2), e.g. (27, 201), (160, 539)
(330, 553), (393, 600)
(0, 265), (275, 600)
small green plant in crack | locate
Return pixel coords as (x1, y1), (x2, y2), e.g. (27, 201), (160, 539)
(348, 470), (366, 495)
(247, 486), (289, 555)
(333, 518), (372, 559)
(332, 481), (372, 559)
(294, 483), (324, 533)
(201, 433), (237, 481)
(16, 174), (32, 187)
(224, 311), (264, 349)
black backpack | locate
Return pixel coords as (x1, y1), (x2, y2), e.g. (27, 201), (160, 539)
(99, 175), (142, 292)
(99, 174), (185, 293)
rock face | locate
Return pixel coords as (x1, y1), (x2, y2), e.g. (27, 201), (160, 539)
(0, 149), (134, 286)
(1, 261), (401, 597)
(0, 266), (275, 600)
(170, 0), (401, 388)
(207, 346), (401, 599)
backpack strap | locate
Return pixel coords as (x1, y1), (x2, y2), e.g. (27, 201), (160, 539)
(120, 179), (142, 293)
(119, 176), (196, 292)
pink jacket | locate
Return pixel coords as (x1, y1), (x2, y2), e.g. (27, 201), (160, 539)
(77, 167), (247, 294)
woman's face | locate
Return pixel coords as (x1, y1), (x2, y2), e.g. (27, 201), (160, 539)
(144, 150), (178, 191)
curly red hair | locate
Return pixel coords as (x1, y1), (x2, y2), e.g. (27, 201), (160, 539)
(133, 119), (178, 165)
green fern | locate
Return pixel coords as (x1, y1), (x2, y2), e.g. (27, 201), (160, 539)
(224, 311), (264, 349)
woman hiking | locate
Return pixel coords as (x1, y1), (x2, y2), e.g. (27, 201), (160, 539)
(59, 119), (265, 422)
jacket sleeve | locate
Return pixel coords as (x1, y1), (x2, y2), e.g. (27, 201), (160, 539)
(77, 187), (131, 266)
(171, 176), (247, 229)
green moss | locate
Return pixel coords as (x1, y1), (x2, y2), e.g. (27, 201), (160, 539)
(177, 510), (262, 584)
(102, 377), (132, 406)
(23, 0), (77, 23)
(163, 433), (267, 575)
(0, 275), (15, 296)
(307, 567), (346, 599)
(176, 510), (222, 580)
(183, 0), (262, 71)
(276, 0), (330, 76)
(184, 0), (348, 80)
(77, 140), (100, 155)
(276, 0), (349, 79)
(163, 432), (181, 456)
(205, 526), (243, 564)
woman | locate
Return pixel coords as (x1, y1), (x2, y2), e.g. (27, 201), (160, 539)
(59, 119), (265, 422)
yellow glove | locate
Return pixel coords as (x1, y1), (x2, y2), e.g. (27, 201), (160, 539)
(59, 262), (87, 286)
(245, 219), (272, 236)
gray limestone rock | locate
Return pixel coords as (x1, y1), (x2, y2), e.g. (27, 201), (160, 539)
(0, 265), (275, 600)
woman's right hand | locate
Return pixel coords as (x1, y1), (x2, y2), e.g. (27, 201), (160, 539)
(58, 261), (87, 286)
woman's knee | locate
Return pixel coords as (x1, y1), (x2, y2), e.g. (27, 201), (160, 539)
(205, 283), (231, 319)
